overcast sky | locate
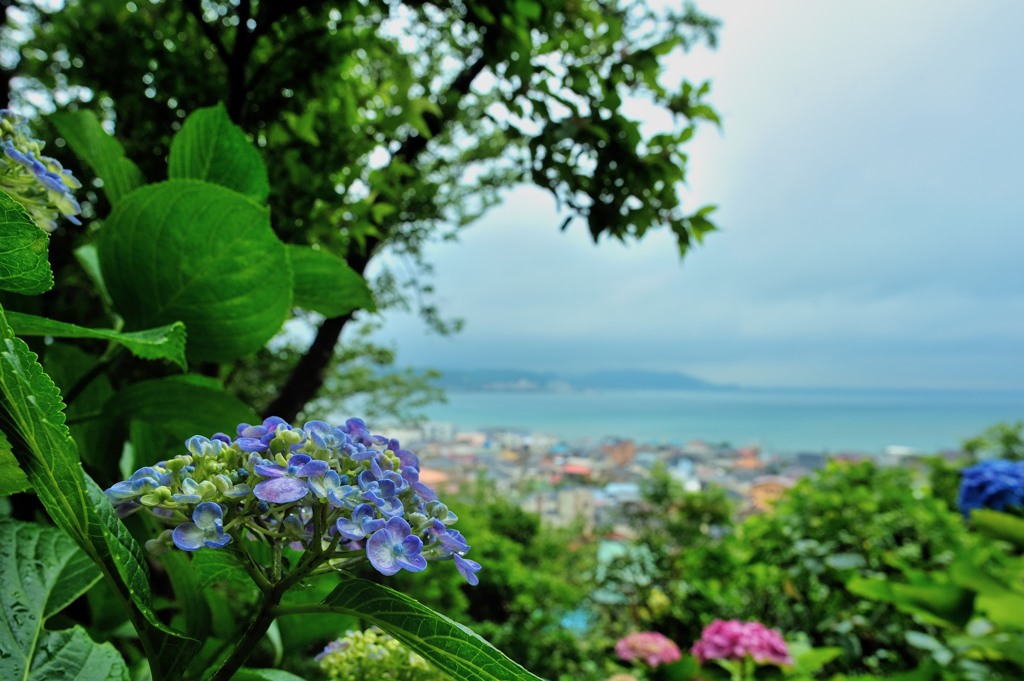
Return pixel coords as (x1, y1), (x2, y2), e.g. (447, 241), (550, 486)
(367, 1), (1024, 390)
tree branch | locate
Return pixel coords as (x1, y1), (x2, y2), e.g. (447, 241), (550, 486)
(262, 52), (491, 422)
(183, 0), (231, 66)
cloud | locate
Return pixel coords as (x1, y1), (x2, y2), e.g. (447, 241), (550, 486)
(366, 1), (1024, 390)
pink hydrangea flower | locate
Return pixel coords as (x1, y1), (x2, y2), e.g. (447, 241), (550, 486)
(691, 619), (793, 667)
(614, 632), (682, 668)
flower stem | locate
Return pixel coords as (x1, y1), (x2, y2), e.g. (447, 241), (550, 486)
(205, 543), (331, 680)
(206, 583), (283, 681)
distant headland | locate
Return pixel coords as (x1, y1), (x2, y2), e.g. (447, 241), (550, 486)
(432, 368), (735, 392)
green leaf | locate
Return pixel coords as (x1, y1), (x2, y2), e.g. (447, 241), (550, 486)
(0, 305), (198, 678)
(99, 180), (291, 363)
(103, 376), (258, 439)
(232, 669), (308, 681)
(322, 572), (545, 681)
(106, 375), (257, 471)
(160, 548), (211, 641)
(281, 109), (320, 146)
(846, 576), (974, 628)
(192, 547), (254, 590)
(0, 428), (30, 495)
(168, 103), (270, 202)
(0, 519), (128, 681)
(7, 311), (187, 371)
(73, 244), (114, 310)
(286, 245), (376, 317)
(970, 508), (1024, 549)
(0, 189), (52, 294)
(947, 633), (1024, 665)
(49, 110), (145, 205)
(789, 644), (843, 675)
(42, 343), (120, 470)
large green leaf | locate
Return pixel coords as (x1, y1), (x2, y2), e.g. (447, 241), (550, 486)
(8, 311), (187, 370)
(846, 576), (974, 629)
(105, 376), (257, 471)
(286, 244), (376, 317)
(322, 573), (545, 681)
(49, 110), (145, 205)
(0, 519), (127, 681)
(0, 306), (198, 678)
(103, 376), (258, 440)
(0, 189), (52, 294)
(168, 103), (270, 202)
(0, 428), (30, 495)
(970, 509), (1024, 549)
(99, 180), (291, 362)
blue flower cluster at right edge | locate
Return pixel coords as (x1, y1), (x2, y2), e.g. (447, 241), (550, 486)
(958, 458), (1024, 518)
(105, 416), (482, 585)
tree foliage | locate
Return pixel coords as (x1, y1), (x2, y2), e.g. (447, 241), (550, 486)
(12, 0), (720, 420)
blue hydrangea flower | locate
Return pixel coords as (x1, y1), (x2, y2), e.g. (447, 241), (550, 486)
(959, 459), (1024, 517)
(357, 468), (404, 517)
(236, 416), (298, 452)
(172, 502), (232, 551)
(103, 415), (482, 584)
(185, 435), (225, 458)
(425, 519), (470, 553)
(212, 473), (250, 499)
(304, 420), (352, 451)
(0, 110), (82, 231)
(253, 453), (329, 503)
(366, 517), (427, 575)
(453, 554), (482, 586)
(387, 438), (419, 468)
(400, 465), (438, 502)
(105, 466), (170, 502)
(307, 468), (362, 508)
(341, 417), (387, 448)
(336, 503), (386, 540)
(172, 477), (217, 504)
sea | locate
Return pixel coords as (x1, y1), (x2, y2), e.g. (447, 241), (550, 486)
(415, 388), (1024, 455)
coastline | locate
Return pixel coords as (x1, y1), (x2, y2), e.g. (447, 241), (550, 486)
(405, 386), (1024, 455)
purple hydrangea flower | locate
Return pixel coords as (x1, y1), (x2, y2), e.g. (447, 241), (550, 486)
(366, 517), (427, 575)
(253, 454), (329, 503)
(958, 459), (1024, 517)
(172, 502), (232, 551)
